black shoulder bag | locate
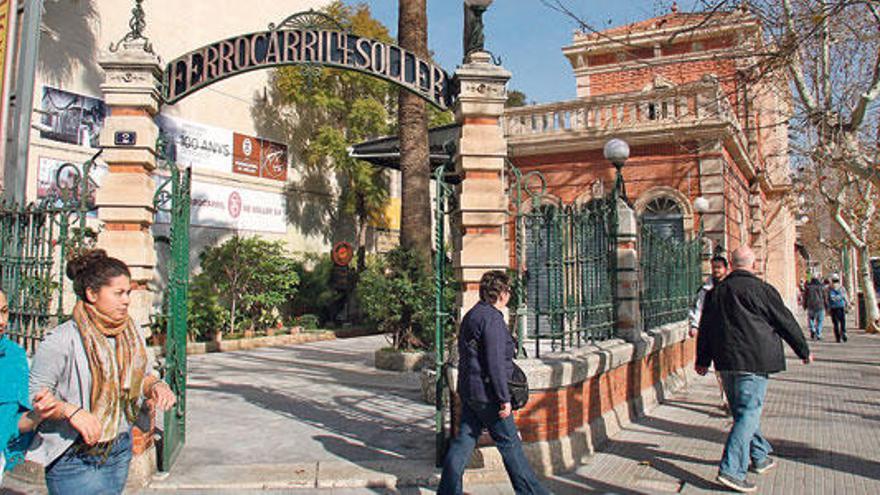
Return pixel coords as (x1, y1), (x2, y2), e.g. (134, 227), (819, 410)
(471, 336), (530, 411)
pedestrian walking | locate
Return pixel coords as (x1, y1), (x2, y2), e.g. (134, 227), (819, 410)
(438, 271), (549, 495)
(25, 250), (177, 495)
(688, 255), (730, 412)
(0, 290), (51, 486)
(696, 246), (812, 493)
(827, 276), (849, 343)
(802, 277), (827, 340)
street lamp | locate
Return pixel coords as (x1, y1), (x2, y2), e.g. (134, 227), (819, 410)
(464, 0), (493, 59)
(603, 138), (630, 202)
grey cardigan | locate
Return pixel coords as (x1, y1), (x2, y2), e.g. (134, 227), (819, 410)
(26, 320), (157, 466)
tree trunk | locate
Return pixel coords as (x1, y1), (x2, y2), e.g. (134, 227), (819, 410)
(356, 215), (367, 273)
(397, 0), (432, 269)
(859, 246), (880, 333)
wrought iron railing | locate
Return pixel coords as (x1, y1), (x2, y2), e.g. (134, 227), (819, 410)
(508, 163), (617, 357)
(639, 225), (702, 332)
(0, 153), (99, 351)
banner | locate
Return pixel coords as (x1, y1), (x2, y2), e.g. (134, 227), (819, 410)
(39, 87), (107, 148)
(37, 157), (108, 214)
(155, 115), (233, 174)
(156, 179), (286, 233)
(232, 132), (288, 181)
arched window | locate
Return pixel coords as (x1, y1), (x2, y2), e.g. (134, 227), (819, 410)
(642, 196), (684, 242)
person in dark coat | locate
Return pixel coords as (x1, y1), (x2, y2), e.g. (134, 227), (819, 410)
(438, 271), (548, 495)
(802, 277), (828, 340)
(696, 246), (812, 493)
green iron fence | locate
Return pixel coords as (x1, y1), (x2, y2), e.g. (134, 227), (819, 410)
(639, 225), (702, 331)
(508, 164), (618, 357)
(0, 154), (99, 352)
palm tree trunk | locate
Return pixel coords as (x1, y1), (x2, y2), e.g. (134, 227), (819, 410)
(398, 0), (432, 269)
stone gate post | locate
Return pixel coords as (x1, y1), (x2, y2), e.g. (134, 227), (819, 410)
(96, 41), (163, 329)
(452, 52), (511, 314)
(616, 200), (644, 343)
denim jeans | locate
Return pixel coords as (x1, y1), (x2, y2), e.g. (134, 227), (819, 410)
(807, 309), (824, 338)
(45, 431), (132, 495)
(438, 400), (549, 495)
(719, 372), (772, 481)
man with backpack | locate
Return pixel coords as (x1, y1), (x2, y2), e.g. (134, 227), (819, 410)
(827, 276), (849, 343)
(802, 277), (828, 340)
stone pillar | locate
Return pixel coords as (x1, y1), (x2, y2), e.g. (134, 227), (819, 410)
(698, 140), (727, 254)
(749, 186), (767, 278)
(452, 52), (511, 314)
(615, 200), (643, 343)
(97, 41), (162, 328)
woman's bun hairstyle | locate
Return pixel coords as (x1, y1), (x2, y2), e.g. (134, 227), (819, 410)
(66, 249), (131, 301)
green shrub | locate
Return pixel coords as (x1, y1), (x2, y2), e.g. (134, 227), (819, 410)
(289, 254), (342, 325)
(187, 273), (227, 341)
(295, 313), (321, 330)
(198, 235), (300, 336)
(356, 247), (456, 351)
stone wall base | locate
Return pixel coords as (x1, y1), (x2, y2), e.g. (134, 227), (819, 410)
(472, 366), (692, 475)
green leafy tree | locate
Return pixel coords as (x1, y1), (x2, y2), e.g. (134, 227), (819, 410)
(273, 2), (394, 272)
(199, 235), (300, 336)
(357, 247), (456, 351)
(505, 90), (529, 108)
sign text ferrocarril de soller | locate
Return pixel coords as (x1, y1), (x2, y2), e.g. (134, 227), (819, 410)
(164, 28), (453, 110)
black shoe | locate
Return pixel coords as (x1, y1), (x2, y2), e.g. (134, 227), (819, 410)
(843, 335), (848, 342)
(716, 473), (757, 493)
(749, 457), (776, 475)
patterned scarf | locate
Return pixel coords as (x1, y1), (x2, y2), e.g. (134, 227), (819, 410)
(72, 301), (148, 444)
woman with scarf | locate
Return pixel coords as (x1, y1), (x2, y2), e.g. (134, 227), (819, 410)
(25, 250), (176, 494)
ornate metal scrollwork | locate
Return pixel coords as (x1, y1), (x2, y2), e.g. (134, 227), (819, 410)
(109, 0), (155, 54)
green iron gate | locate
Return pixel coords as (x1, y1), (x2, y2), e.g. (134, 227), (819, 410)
(508, 163), (619, 357)
(433, 160), (458, 466)
(0, 153), (100, 352)
(639, 224), (702, 331)
(153, 136), (192, 472)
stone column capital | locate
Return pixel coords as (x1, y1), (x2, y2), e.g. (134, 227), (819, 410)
(454, 52), (511, 119)
(99, 42), (164, 115)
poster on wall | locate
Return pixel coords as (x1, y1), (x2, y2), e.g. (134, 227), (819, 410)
(39, 87), (106, 148)
(37, 157), (108, 210)
(232, 133), (288, 182)
(155, 178), (287, 234)
(155, 115), (233, 174)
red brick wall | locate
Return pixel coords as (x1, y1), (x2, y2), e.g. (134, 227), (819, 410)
(510, 143), (702, 204)
(514, 338), (696, 442)
(589, 59), (738, 98)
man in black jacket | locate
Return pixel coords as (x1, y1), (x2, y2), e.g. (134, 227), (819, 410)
(696, 246), (812, 493)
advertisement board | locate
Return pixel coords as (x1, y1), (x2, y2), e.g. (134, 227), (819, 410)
(39, 87), (107, 148)
(232, 132), (288, 181)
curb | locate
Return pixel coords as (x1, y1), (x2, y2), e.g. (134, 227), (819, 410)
(142, 459), (508, 491)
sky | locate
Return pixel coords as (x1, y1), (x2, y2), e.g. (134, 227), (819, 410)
(351, 1), (708, 104)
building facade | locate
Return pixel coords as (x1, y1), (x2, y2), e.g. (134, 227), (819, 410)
(2, 0), (341, 263)
(502, 8), (799, 306)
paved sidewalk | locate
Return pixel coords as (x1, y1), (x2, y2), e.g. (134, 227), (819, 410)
(525, 329), (880, 494)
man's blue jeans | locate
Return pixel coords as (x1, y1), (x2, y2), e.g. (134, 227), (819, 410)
(438, 399), (549, 495)
(45, 430), (132, 495)
(807, 309), (824, 338)
(719, 372), (772, 481)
